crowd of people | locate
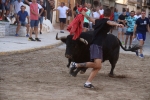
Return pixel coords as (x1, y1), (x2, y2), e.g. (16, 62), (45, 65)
(0, 0), (54, 41)
(62, 2), (149, 59)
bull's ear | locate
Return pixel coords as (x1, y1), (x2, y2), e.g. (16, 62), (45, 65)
(61, 39), (67, 44)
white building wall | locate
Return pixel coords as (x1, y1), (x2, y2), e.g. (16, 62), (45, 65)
(115, 3), (127, 13)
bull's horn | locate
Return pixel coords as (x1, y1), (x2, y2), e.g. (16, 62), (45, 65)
(79, 38), (88, 45)
(56, 33), (67, 40)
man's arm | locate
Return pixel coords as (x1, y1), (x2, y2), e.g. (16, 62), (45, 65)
(147, 24), (150, 33)
(17, 15), (20, 23)
(107, 21), (124, 27)
(25, 0), (30, 5)
(39, 8), (44, 16)
(81, 10), (95, 24)
(44, 10), (47, 19)
(133, 24), (137, 38)
(27, 16), (29, 24)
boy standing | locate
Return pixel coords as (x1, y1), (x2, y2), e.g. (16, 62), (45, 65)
(29, 0), (41, 41)
(125, 11), (137, 49)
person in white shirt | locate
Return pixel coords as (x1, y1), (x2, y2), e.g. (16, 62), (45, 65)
(134, 11), (141, 19)
(99, 5), (104, 15)
(53, 2), (69, 33)
(92, 7), (100, 29)
(13, 0), (25, 24)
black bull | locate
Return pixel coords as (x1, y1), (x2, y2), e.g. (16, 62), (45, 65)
(56, 31), (140, 77)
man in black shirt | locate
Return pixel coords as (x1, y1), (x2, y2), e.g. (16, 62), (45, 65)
(118, 11), (128, 44)
(70, 8), (124, 88)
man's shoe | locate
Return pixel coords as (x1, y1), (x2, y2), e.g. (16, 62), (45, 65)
(60, 31), (64, 33)
(135, 50), (139, 56)
(40, 32), (42, 34)
(15, 33), (18, 37)
(35, 38), (41, 42)
(84, 84), (94, 88)
(26, 34), (29, 37)
(28, 37), (35, 41)
(70, 62), (77, 71)
(139, 54), (144, 59)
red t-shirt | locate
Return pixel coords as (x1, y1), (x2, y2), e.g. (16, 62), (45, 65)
(30, 3), (38, 20)
(100, 14), (114, 20)
(110, 13), (114, 21)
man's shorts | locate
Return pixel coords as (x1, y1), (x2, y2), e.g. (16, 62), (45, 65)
(137, 33), (146, 41)
(67, 16), (70, 20)
(39, 16), (43, 24)
(30, 20), (39, 28)
(18, 21), (27, 26)
(0, 3), (10, 10)
(90, 44), (103, 61)
(118, 27), (126, 33)
(59, 18), (66, 23)
(125, 31), (133, 36)
(83, 22), (89, 28)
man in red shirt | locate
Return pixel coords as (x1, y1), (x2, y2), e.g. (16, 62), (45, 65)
(29, 0), (41, 41)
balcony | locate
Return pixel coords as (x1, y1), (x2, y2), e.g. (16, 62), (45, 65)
(142, 0), (150, 7)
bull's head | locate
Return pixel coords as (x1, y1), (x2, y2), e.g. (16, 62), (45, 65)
(56, 33), (88, 59)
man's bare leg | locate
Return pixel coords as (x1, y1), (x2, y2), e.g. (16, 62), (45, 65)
(125, 35), (129, 48)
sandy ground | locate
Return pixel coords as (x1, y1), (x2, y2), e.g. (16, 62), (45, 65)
(0, 45), (150, 100)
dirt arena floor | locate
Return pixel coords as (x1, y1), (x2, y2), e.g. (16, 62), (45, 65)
(0, 46), (150, 100)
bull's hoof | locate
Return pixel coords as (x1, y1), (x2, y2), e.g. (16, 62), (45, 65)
(69, 70), (77, 77)
(80, 70), (85, 74)
(108, 74), (115, 78)
(67, 64), (69, 68)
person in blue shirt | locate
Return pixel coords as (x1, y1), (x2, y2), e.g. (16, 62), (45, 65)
(15, 5), (30, 37)
(114, 8), (119, 22)
(133, 9), (150, 58)
(125, 11), (137, 49)
(126, 8), (130, 16)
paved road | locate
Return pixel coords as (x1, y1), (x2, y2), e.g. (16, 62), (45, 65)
(0, 28), (150, 55)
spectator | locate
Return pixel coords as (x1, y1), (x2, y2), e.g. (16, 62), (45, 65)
(118, 10), (128, 44)
(99, 5), (104, 15)
(39, 0), (47, 34)
(67, 4), (72, 25)
(134, 10), (141, 19)
(25, 0), (44, 34)
(114, 8), (119, 22)
(29, 0), (41, 41)
(83, 2), (91, 32)
(0, 0), (11, 20)
(15, 5), (29, 37)
(13, 0), (24, 24)
(73, 3), (78, 18)
(91, 7), (100, 29)
(53, 2), (69, 33)
(126, 8), (130, 16)
(125, 11), (136, 49)
(133, 10), (150, 58)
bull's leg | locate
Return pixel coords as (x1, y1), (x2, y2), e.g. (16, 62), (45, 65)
(109, 49), (119, 77)
(109, 61), (116, 77)
(70, 68), (81, 77)
(67, 59), (72, 68)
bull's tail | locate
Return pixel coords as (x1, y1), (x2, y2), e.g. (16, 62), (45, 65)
(117, 37), (141, 52)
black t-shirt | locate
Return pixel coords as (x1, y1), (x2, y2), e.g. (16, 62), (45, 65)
(39, 5), (46, 17)
(119, 14), (128, 26)
(136, 17), (149, 34)
(92, 18), (111, 46)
